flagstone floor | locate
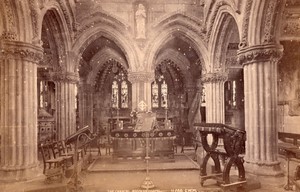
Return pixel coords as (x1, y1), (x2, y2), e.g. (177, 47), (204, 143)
(0, 146), (293, 192)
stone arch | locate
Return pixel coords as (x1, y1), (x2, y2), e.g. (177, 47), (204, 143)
(72, 13), (138, 73)
(205, 0), (241, 42)
(144, 14), (208, 73)
(209, 12), (240, 72)
(39, 0), (75, 43)
(40, 2), (73, 46)
(244, 0), (285, 46)
(0, 1), (36, 42)
(86, 47), (128, 86)
(39, 8), (71, 71)
(155, 48), (193, 87)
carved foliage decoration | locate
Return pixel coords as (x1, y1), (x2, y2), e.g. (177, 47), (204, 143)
(263, 0), (283, 43)
(239, 0), (253, 48)
(52, 71), (79, 83)
(237, 44), (283, 65)
(0, 31), (17, 41)
(128, 72), (154, 83)
(0, 0), (18, 40)
(282, 10), (300, 36)
(29, 0), (39, 39)
(206, 1), (231, 42)
(4, 0), (15, 32)
(202, 72), (228, 83)
(0, 40), (43, 63)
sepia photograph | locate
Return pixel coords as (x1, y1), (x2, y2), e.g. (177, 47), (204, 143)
(0, 0), (299, 191)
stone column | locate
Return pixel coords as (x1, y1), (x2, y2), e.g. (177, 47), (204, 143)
(238, 44), (283, 176)
(53, 72), (79, 140)
(78, 84), (93, 130)
(202, 73), (227, 123)
(0, 40), (43, 181)
(187, 79), (203, 127)
(128, 72), (154, 111)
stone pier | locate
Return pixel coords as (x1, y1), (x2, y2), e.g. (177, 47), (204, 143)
(0, 40), (43, 181)
(238, 44), (283, 176)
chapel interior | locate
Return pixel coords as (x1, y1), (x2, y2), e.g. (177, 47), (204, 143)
(0, 0), (300, 192)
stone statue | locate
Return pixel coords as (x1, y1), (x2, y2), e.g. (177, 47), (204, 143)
(135, 3), (146, 39)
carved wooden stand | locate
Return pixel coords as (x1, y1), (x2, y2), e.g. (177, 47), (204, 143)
(194, 123), (246, 192)
(65, 127), (95, 192)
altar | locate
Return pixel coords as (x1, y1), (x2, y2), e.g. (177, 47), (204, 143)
(110, 112), (176, 161)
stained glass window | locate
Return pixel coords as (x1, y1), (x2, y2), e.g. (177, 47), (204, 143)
(152, 81), (159, 108)
(112, 81), (119, 108)
(161, 80), (168, 108)
(121, 80), (128, 108)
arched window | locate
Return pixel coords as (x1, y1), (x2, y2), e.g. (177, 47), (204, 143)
(161, 80), (168, 108)
(151, 77), (168, 109)
(112, 80), (119, 108)
(152, 82), (159, 108)
(121, 80), (129, 108)
(111, 79), (130, 109)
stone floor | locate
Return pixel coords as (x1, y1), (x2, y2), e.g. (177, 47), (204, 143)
(0, 147), (295, 192)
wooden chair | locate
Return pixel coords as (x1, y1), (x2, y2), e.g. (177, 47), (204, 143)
(40, 143), (68, 183)
(58, 140), (83, 161)
(53, 141), (74, 165)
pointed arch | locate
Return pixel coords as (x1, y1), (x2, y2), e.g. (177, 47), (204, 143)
(86, 47), (128, 86)
(209, 12), (240, 72)
(144, 13), (208, 73)
(72, 12), (138, 73)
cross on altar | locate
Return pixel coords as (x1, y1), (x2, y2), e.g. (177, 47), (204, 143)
(138, 101), (147, 111)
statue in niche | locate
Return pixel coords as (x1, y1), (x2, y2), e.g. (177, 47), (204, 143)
(135, 3), (146, 39)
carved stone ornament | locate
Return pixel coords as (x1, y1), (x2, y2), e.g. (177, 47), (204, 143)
(239, 0), (253, 48)
(0, 31), (17, 41)
(128, 72), (154, 83)
(262, 0), (281, 43)
(283, 20), (300, 36)
(0, 40), (43, 63)
(201, 72), (228, 83)
(51, 71), (79, 83)
(237, 44), (283, 65)
(29, 0), (39, 39)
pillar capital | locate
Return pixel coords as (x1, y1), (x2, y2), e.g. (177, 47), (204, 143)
(128, 71), (154, 83)
(52, 71), (79, 84)
(37, 70), (80, 84)
(201, 72), (228, 83)
(237, 43), (283, 65)
(0, 40), (43, 63)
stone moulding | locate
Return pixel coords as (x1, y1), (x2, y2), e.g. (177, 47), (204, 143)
(237, 44), (283, 65)
(0, 40), (43, 63)
(52, 71), (79, 83)
(201, 72), (228, 83)
(128, 72), (154, 83)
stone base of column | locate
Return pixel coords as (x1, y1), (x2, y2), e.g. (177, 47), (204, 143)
(244, 160), (284, 177)
(0, 164), (42, 182)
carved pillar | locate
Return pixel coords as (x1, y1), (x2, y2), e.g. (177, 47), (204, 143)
(53, 72), (79, 140)
(202, 73), (227, 123)
(238, 44), (283, 176)
(78, 83), (93, 130)
(128, 72), (154, 111)
(0, 40), (43, 181)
